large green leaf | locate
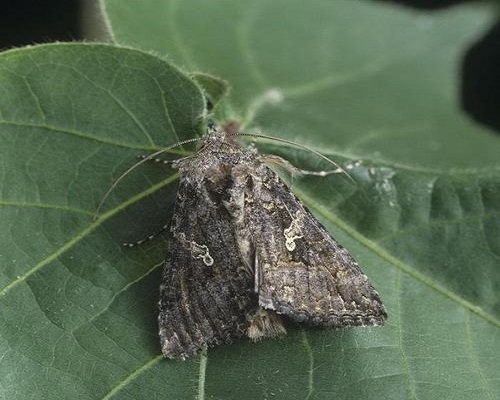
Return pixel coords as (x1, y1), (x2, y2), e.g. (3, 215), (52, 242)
(1, 0), (499, 399)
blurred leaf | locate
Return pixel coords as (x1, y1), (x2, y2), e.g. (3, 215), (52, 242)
(1, 1), (500, 399)
(191, 72), (230, 110)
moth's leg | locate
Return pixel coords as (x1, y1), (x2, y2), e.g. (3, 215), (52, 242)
(259, 154), (345, 177)
(137, 153), (198, 166)
(122, 223), (168, 247)
(246, 307), (287, 341)
(136, 154), (177, 165)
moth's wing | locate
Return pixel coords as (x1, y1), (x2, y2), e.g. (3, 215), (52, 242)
(251, 164), (387, 327)
(158, 180), (255, 359)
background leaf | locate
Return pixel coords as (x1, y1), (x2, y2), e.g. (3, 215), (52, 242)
(1, 0), (500, 399)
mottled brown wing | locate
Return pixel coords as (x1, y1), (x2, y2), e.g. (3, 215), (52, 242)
(158, 179), (255, 359)
(249, 164), (386, 327)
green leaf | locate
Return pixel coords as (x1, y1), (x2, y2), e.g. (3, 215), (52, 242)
(1, 1), (499, 400)
(0, 43), (205, 399)
(191, 72), (230, 110)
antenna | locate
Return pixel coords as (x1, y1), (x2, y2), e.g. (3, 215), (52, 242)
(93, 136), (202, 219)
(233, 131), (357, 186)
(94, 125), (359, 219)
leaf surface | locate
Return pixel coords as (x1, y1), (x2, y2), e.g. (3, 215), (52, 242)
(1, 1), (500, 399)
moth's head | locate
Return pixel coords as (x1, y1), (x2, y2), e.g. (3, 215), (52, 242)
(201, 121), (242, 150)
(206, 122), (226, 142)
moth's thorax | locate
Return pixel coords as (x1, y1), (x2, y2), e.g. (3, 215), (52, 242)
(175, 134), (258, 180)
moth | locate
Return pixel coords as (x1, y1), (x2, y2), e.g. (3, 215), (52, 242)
(158, 125), (386, 359)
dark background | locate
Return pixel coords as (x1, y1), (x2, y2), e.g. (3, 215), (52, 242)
(1, 0), (498, 135)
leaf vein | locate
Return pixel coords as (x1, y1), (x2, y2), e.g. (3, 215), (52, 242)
(464, 311), (495, 399)
(300, 330), (315, 400)
(81, 261), (163, 330)
(152, 76), (179, 144)
(396, 270), (418, 399)
(237, 0), (268, 88)
(197, 351), (207, 400)
(0, 174), (179, 297)
(168, 0), (197, 70)
(100, 355), (163, 400)
(253, 136), (500, 176)
(0, 120), (157, 151)
(59, 64), (156, 146)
